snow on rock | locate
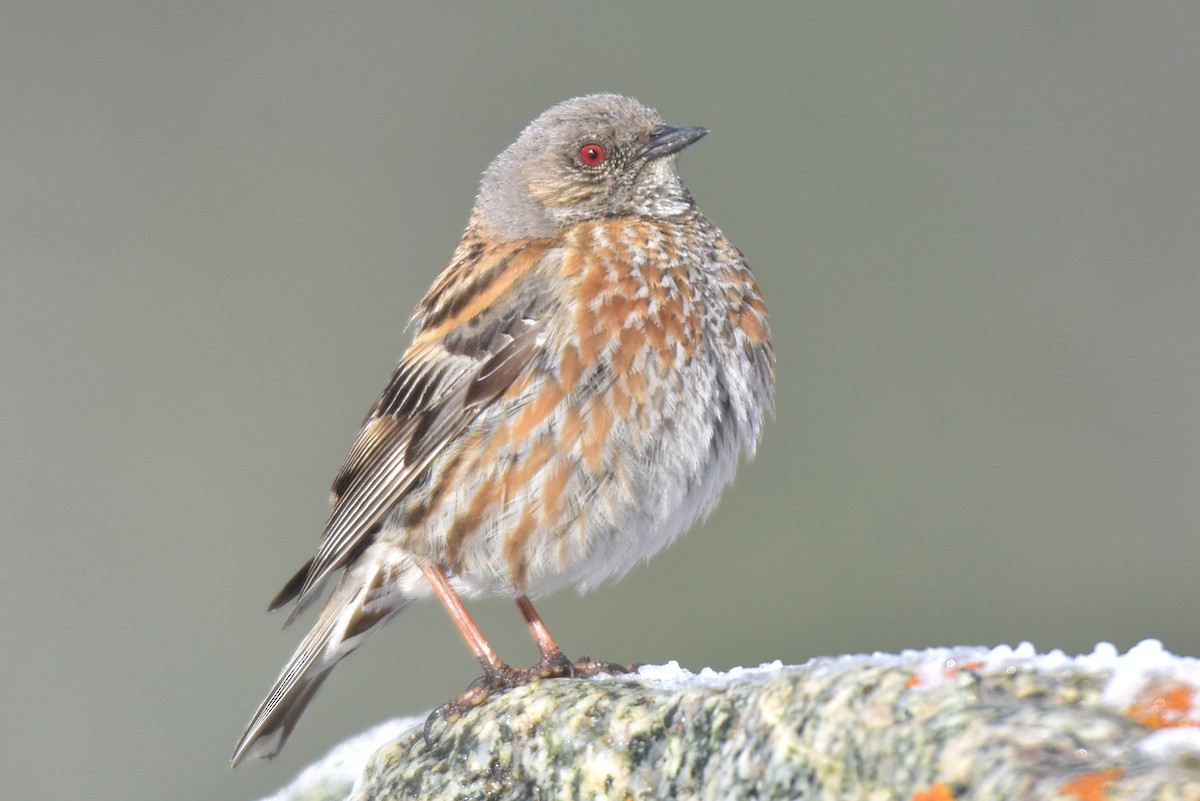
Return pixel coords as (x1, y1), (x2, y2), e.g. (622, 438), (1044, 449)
(258, 717), (424, 801)
(252, 642), (1200, 801)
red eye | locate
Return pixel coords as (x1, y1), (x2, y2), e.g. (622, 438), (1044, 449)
(579, 143), (605, 166)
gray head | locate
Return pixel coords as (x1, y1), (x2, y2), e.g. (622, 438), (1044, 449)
(471, 94), (708, 240)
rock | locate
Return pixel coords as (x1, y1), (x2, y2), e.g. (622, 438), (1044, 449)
(258, 642), (1200, 801)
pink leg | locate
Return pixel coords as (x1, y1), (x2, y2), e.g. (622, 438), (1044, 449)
(516, 595), (563, 660)
(420, 563), (504, 674)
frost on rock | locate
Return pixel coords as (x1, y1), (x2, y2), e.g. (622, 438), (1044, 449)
(255, 641), (1200, 801)
(257, 718), (422, 801)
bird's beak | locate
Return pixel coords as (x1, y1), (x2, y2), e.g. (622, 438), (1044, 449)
(636, 125), (709, 161)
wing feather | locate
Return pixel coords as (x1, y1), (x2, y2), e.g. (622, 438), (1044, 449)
(278, 242), (560, 621)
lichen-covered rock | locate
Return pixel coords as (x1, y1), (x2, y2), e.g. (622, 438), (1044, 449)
(259, 642), (1200, 801)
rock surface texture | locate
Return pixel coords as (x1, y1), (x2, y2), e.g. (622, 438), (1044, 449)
(257, 642), (1200, 801)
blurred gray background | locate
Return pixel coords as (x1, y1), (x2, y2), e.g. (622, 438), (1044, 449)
(3, 3), (1198, 799)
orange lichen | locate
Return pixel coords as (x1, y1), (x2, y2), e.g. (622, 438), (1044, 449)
(911, 782), (956, 801)
(1125, 680), (1200, 729)
(1059, 768), (1123, 801)
(908, 660), (987, 689)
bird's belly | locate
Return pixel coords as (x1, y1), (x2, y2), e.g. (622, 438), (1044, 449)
(526, 358), (738, 595)
(415, 342), (748, 599)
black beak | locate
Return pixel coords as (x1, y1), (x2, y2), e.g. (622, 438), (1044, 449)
(636, 125), (709, 161)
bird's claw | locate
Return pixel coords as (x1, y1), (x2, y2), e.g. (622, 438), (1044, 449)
(571, 656), (640, 677)
(422, 653), (637, 742)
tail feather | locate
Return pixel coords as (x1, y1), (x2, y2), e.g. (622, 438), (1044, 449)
(231, 665), (334, 766)
(232, 560), (411, 766)
(268, 557), (314, 613)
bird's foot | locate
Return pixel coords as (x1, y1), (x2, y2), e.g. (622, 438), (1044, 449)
(422, 652), (639, 741)
(422, 660), (541, 741)
(569, 655), (640, 677)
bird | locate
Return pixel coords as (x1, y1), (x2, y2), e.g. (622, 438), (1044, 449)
(231, 93), (774, 766)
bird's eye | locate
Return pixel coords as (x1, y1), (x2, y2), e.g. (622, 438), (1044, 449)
(578, 143), (605, 167)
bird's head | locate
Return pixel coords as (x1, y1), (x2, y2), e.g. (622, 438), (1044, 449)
(472, 94), (707, 240)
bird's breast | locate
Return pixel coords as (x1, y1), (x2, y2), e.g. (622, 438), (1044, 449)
(415, 216), (772, 597)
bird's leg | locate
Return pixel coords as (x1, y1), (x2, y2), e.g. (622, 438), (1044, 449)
(515, 595), (638, 680)
(514, 595), (573, 678)
(420, 562), (505, 676)
(420, 566), (639, 740)
(420, 563), (522, 738)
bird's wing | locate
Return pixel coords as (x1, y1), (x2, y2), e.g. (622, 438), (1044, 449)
(273, 238), (562, 622)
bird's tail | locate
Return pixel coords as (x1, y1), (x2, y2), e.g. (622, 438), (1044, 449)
(231, 560), (412, 767)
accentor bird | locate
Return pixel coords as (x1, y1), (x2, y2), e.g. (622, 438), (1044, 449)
(232, 94), (774, 766)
